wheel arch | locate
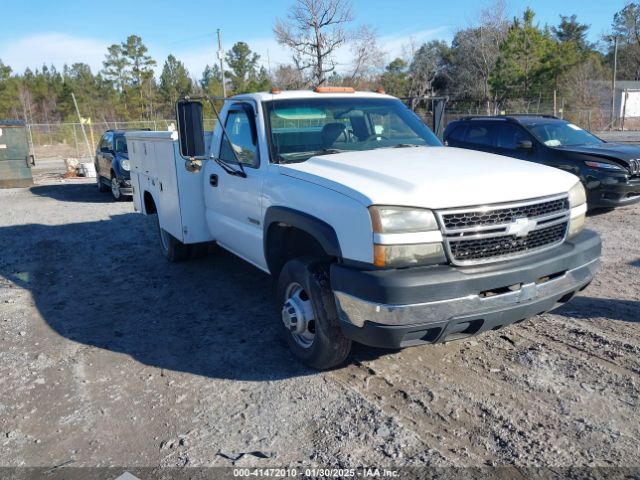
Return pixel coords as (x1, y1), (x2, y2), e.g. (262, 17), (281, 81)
(143, 190), (158, 215)
(264, 206), (342, 276)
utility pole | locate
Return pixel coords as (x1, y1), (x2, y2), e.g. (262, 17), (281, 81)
(217, 29), (227, 98)
(610, 35), (618, 131)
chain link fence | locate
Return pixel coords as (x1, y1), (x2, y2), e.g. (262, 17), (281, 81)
(26, 119), (218, 161)
(25, 106), (636, 161)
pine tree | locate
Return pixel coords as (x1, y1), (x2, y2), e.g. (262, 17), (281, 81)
(159, 55), (192, 116)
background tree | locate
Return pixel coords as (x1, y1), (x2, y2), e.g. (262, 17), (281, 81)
(448, 0), (508, 113)
(407, 40), (450, 108)
(380, 58), (409, 97)
(611, 3), (640, 80)
(159, 55), (192, 116)
(490, 8), (556, 106)
(0, 60), (21, 119)
(121, 35), (157, 119)
(101, 35), (156, 119)
(225, 42), (270, 93)
(274, 0), (354, 86)
(347, 25), (385, 88)
(273, 64), (306, 89)
(552, 14), (591, 52)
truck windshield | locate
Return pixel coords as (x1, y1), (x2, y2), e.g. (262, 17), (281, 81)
(527, 122), (604, 147)
(264, 97), (442, 162)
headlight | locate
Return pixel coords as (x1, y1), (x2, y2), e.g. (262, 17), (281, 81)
(568, 181), (586, 207)
(369, 206), (438, 233)
(121, 159), (131, 171)
(567, 182), (587, 239)
(369, 206), (445, 267)
(584, 160), (623, 171)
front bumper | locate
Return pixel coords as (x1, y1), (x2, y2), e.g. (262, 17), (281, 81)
(332, 230), (601, 348)
(117, 177), (133, 196)
(585, 173), (640, 208)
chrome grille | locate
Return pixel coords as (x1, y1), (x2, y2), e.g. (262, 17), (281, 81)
(442, 197), (569, 230)
(449, 223), (567, 262)
(437, 195), (571, 266)
(630, 159), (640, 176)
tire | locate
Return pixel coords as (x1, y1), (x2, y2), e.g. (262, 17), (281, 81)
(96, 170), (109, 192)
(156, 216), (191, 262)
(110, 174), (123, 201)
(277, 257), (351, 370)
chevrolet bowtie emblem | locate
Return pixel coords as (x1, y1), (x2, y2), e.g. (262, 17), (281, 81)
(506, 217), (537, 237)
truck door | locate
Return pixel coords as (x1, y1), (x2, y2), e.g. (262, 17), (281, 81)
(203, 101), (266, 269)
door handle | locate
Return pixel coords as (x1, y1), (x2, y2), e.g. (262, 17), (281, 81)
(210, 174), (218, 187)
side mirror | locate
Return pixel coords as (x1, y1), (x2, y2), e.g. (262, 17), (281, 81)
(176, 99), (205, 158)
(517, 140), (533, 150)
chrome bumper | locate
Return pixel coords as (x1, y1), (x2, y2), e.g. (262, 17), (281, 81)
(334, 258), (599, 329)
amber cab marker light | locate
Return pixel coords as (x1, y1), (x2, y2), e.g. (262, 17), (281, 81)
(314, 86), (355, 94)
(375, 87), (386, 94)
(270, 87), (282, 94)
(373, 244), (386, 267)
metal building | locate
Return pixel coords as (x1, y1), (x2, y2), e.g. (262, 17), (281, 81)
(0, 120), (34, 188)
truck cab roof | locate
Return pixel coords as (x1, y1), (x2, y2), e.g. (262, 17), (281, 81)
(229, 89), (396, 103)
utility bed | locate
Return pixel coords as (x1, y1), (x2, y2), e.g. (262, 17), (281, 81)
(125, 130), (212, 244)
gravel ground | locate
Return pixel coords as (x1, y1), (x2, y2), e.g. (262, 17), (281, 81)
(0, 159), (638, 473)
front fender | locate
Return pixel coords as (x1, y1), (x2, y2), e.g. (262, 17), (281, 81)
(263, 206), (342, 261)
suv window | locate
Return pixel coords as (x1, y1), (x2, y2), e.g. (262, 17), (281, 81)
(447, 125), (467, 142)
(465, 123), (495, 146)
(496, 124), (531, 149)
(114, 134), (127, 153)
(100, 133), (113, 151)
(220, 108), (258, 167)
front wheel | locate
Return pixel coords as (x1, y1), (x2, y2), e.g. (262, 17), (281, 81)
(156, 216), (191, 262)
(110, 175), (123, 201)
(96, 170), (109, 192)
(277, 257), (351, 370)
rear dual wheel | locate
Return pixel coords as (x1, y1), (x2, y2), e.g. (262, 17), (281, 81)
(157, 217), (191, 262)
(156, 217), (213, 262)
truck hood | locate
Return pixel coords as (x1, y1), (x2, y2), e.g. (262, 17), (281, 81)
(278, 146), (579, 209)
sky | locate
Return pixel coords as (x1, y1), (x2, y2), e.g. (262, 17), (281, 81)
(0, 0), (627, 79)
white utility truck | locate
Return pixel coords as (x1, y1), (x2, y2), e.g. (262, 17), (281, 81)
(126, 88), (601, 369)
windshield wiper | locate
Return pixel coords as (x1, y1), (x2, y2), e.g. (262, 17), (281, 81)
(392, 143), (423, 148)
(311, 148), (349, 156)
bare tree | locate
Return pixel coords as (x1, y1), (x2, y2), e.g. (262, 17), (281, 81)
(274, 0), (354, 86)
(449, 0), (508, 113)
(348, 25), (385, 87)
(407, 40), (450, 108)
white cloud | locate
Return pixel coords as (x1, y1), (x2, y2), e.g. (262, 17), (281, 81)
(0, 33), (108, 74)
(0, 26), (449, 79)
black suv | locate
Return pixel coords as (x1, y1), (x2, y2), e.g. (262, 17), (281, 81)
(444, 115), (640, 209)
(95, 130), (132, 201)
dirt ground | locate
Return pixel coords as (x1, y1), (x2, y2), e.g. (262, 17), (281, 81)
(0, 158), (639, 475)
